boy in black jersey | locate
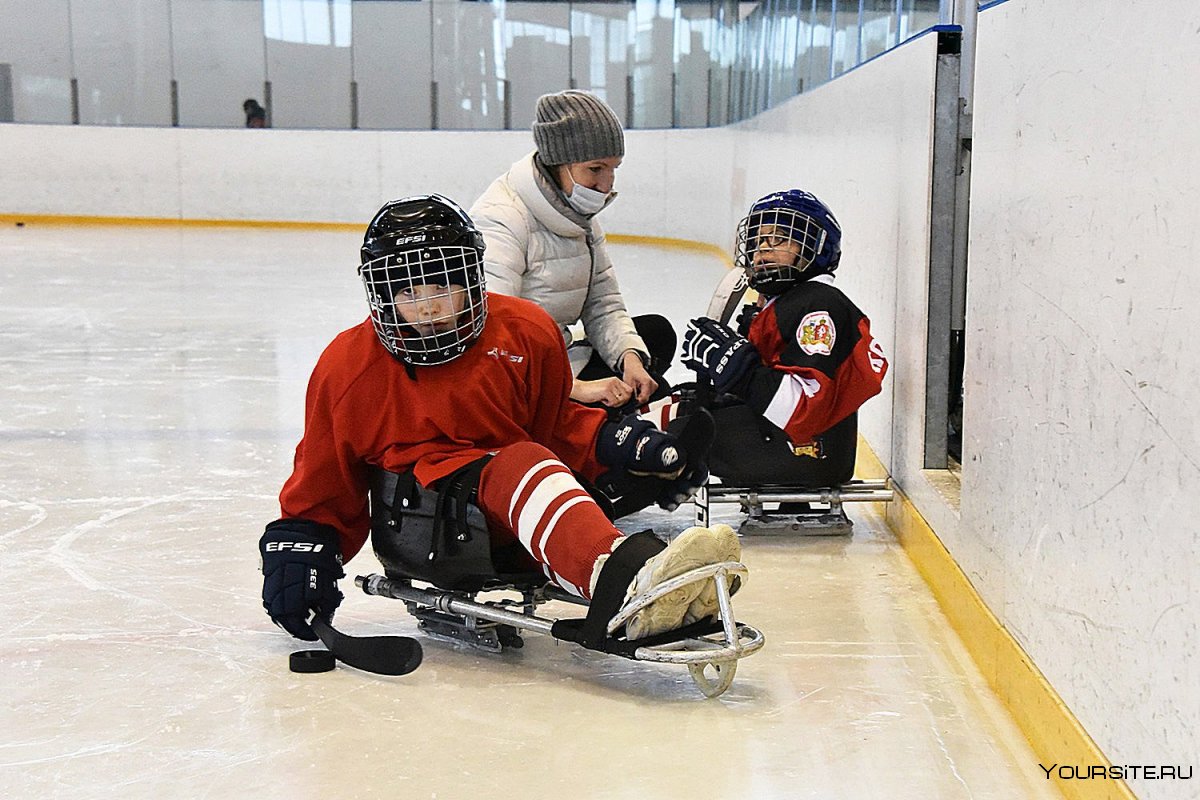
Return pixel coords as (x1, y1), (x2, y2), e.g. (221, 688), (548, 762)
(670, 189), (889, 493)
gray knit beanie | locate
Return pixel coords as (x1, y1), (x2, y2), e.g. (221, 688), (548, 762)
(532, 90), (625, 166)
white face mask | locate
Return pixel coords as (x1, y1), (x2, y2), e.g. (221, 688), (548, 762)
(566, 184), (610, 216)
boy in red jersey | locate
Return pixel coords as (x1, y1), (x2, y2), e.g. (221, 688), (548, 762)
(258, 194), (740, 646)
(663, 190), (889, 496)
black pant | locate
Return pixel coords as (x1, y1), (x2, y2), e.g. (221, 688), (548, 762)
(576, 314), (676, 404)
(700, 404), (857, 488)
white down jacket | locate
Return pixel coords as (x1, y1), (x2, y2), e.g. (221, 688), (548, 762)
(469, 151), (647, 375)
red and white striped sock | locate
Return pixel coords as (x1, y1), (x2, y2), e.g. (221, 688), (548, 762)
(638, 395), (683, 431)
(477, 442), (621, 598)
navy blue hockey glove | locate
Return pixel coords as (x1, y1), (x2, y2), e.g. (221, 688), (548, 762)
(259, 519), (345, 641)
(597, 414), (688, 478)
(681, 317), (760, 396)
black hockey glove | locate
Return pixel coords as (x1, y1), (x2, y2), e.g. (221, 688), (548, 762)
(658, 462), (710, 512)
(596, 414), (687, 479)
(259, 519), (345, 642)
(680, 317), (760, 396)
(734, 302), (762, 336)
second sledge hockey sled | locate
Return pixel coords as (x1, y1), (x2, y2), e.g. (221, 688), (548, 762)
(694, 479), (893, 535)
(693, 266), (894, 535)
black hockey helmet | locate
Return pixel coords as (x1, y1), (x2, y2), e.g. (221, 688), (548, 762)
(359, 194), (488, 366)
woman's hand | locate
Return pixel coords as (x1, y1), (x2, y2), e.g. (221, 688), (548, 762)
(572, 377), (636, 407)
(621, 351), (658, 404)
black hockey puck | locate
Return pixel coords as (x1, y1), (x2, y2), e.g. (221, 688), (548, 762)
(290, 649), (336, 673)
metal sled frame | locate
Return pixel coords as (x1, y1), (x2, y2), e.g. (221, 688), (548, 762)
(693, 479), (894, 529)
(355, 562), (764, 698)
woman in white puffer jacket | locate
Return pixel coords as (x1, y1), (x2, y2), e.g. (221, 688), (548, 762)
(469, 90), (675, 410)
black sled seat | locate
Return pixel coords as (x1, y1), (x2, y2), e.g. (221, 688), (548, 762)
(357, 463), (763, 698)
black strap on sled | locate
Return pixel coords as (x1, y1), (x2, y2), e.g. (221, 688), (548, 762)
(551, 530), (724, 657)
(386, 469), (420, 529)
(552, 530), (664, 651)
(428, 455), (494, 563)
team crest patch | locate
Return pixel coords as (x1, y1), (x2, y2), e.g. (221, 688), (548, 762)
(797, 311), (836, 355)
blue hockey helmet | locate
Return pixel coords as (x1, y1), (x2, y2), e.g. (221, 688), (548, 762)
(734, 190), (842, 296)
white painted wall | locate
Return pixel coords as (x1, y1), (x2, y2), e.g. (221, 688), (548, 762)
(964, 0), (1199, 792)
(2, 9), (1196, 785)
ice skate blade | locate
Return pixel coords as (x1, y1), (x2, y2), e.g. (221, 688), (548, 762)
(738, 514), (854, 537)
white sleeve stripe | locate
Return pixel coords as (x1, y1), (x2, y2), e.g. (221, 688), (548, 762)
(507, 459), (562, 524)
(763, 373), (822, 430)
(533, 495), (591, 563)
(515, 471), (585, 553)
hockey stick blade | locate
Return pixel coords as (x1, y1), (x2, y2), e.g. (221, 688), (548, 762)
(311, 617), (423, 676)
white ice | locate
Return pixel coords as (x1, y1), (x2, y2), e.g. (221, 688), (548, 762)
(0, 224), (1057, 799)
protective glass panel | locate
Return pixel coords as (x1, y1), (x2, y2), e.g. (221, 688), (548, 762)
(569, 2), (633, 128)
(431, 0), (503, 130)
(264, 0), (353, 129)
(503, 1), (571, 130)
(72, 0), (172, 126)
(172, 0), (267, 128)
(0, 0), (73, 123)
(352, 0), (433, 130)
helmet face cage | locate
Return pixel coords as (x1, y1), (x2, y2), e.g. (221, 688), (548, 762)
(360, 244), (488, 366)
(735, 191), (841, 296)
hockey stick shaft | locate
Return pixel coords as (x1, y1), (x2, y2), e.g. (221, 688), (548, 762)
(311, 616), (423, 676)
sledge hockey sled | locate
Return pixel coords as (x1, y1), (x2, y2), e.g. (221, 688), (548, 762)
(694, 267), (894, 535)
(355, 418), (763, 698)
(694, 479), (893, 535)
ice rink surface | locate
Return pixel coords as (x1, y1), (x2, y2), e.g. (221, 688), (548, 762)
(0, 224), (1057, 799)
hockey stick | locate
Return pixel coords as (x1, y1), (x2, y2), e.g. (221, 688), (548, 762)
(311, 617), (423, 676)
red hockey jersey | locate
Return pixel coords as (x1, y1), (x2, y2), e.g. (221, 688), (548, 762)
(278, 293), (609, 561)
(742, 274), (888, 445)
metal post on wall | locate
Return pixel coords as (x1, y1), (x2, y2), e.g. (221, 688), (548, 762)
(70, 78), (80, 124)
(430, 81), (439, 130)
(705, 66), (713, 127)
(856, 0), (865, 66)
(166, 0), (178, 126)
(923, 28), (963, 469)
(350, 81), (359, 129)
(671, 72), (678, 128)
(828, 0), (838, 81)
(66, 1), (79, 124)
(725, 64), (733, 123)
(263, 81), (272, 127)
(0, 63), (15, 122)
(625, 74), (634, 129)
(502, 79), (512, 130)
(567, 0), (576, 90)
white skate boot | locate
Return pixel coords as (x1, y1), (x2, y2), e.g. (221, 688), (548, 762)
(623, 524), (741, 640)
